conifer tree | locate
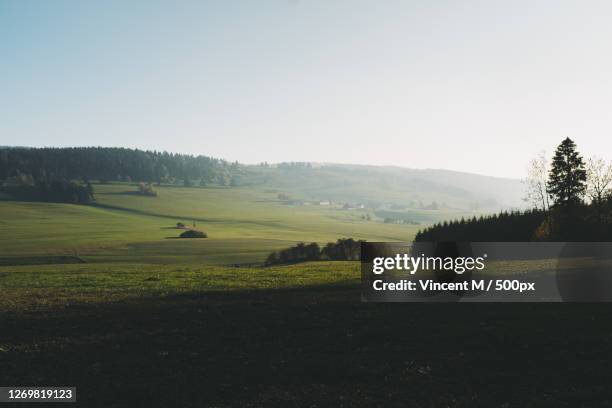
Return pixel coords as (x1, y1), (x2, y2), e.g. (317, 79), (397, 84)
(547, 137), (586, 206)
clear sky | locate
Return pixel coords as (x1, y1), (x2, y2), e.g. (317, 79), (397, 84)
(2, 0), (611, 177)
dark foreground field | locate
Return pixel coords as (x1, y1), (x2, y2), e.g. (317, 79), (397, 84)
(2, 284), (612, 407)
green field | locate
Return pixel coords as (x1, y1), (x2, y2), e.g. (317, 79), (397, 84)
(0, 181), (432, 312)
(0, 261), (359, 311)
(0, 181), (489, 316)
(0, 183), (441, 264)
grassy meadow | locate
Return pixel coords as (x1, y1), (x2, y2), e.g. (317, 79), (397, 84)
(0, 261), (359, 311)
(0, 183), (435, 263)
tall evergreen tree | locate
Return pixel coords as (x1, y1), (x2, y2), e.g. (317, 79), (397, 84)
(547, 137), (586, 207)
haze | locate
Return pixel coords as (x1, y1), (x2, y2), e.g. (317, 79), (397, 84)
(2, 0), (612, 178)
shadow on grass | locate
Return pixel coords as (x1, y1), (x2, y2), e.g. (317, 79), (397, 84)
(100, 190), (151, 196)
(90, 202), (215, 223)
(1, 283), (611, 407)
(91, 203), (286, 230)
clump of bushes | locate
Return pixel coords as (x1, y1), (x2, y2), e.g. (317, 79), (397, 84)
(266, 242), (321, 265)
(176, 222), (186, 228)
(179, 230), (207, 238)
(138, 182), (157, 197)
(265, 238), (363, 266)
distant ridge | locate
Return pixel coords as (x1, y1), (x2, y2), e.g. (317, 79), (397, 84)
(1, 146), (525, 212)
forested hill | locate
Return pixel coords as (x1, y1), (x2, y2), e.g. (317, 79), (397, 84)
(0, 147), (239, 186)
(1, 146), (524, 213)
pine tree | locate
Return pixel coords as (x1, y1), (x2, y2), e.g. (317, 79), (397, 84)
(547, 137), (587, 206)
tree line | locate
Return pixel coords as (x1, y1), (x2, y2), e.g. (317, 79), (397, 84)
(265, 238), (363, 265)
(416, 137), (612, 241)
(0, 147), (240, 186)
(415, 210), (546, 241)
(1, 175), (95, 204)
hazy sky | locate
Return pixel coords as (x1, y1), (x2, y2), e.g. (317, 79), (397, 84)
(2, 0), (612, 177)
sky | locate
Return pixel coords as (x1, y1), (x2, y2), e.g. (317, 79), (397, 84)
(1, 0), (612, 178)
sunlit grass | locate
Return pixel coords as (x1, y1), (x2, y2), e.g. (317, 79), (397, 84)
(0, 261), (359, 311)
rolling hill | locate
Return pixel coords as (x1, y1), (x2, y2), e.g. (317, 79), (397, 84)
(239, 163), (524, 212)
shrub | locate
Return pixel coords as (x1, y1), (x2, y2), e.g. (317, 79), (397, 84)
(138, 182), (157, 197)
(179, 230), (207, 238)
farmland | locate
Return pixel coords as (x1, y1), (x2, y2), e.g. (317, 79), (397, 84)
(0, 182), (433, 263)
(1, 182), (610, 407)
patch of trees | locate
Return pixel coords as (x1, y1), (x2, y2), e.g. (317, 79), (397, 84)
(0, 147), (240, 186)
(416, 137), (612, 241)
(265, 238), (363, 265)
(321, 238), (362, 260)
(1, 175), (95, 204)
